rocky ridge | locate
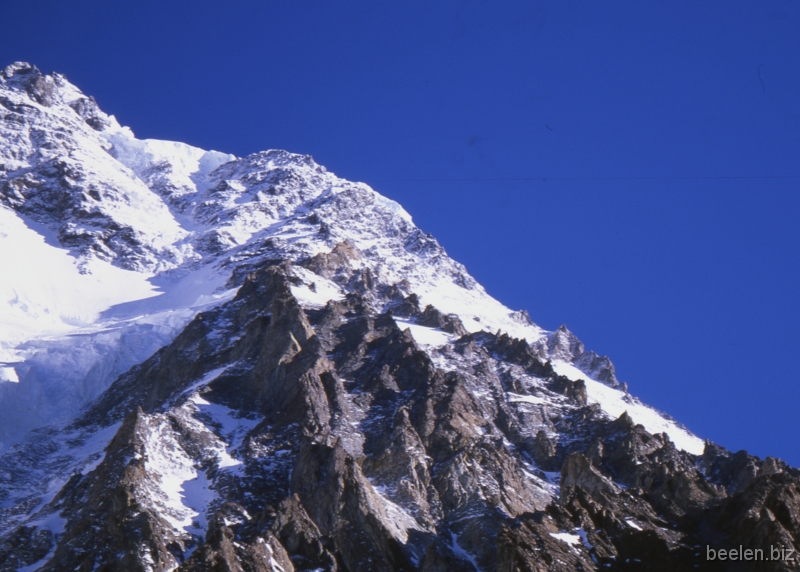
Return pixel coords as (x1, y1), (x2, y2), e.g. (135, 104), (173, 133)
(1, 63), (799, 571)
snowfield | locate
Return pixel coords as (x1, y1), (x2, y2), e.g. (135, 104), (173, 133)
(0, 206), (160, 359)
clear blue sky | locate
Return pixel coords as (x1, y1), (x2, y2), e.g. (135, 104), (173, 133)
(2, 1), (799, 465)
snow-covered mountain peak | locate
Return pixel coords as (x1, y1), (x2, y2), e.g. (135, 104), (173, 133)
(0, 63), (703, 466)
(6, 65), (796, 572)
(1, 62), (96, 117)
(0, 64), (548, 454)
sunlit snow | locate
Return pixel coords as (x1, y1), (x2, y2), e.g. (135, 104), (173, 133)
(625, 518), (643, 530)
(550, 532), (583, 547)
(0, 207), (160, 358)
(394, 319), (453, 347)
(139, 415), (222, 539)
(0, 208), (237, 451)
(507, 392), (546, 405)
(188, 391), (260, 471)
(103, 124), (235, 196)
(289, 267), (344, 309)
(552, 361), (705, 455)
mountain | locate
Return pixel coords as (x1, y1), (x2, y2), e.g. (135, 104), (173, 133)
(1, 62), (798, 572)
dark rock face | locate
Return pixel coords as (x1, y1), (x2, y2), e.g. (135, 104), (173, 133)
(1, 263), (799, 571)
(534, 325), (620, 389)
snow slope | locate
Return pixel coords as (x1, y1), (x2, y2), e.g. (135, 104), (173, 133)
(0, 207), (159, 362)
(551, 361), (705, 455)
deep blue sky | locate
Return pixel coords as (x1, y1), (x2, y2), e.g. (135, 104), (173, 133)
(2, 1), (799, 465)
